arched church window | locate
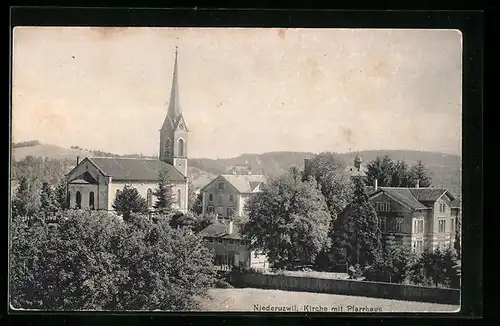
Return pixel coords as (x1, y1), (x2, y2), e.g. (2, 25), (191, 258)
(165, 138), (171, 156)
(89, 191), (95, 210)
(178, 138), (184, 157)
(67, 191), (71, 209)
(177, 189), (182, 206)
(76, 191), (82, 209)
(147, 188), (153, 207)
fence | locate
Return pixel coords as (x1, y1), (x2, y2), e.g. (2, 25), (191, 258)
(230, 272), (460, 305)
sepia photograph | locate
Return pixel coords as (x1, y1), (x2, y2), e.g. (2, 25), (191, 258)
(10, 26), (462, 313)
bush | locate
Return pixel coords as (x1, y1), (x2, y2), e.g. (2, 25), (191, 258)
(10, 210), (218, 311)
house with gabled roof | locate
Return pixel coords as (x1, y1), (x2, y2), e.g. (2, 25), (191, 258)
(65, 48), (190, 213)
(198, 219), (269, 270)
(199, 173), (266, 218)
(340, 181), (461, 254)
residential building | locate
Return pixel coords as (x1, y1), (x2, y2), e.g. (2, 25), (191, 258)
(368, 182), (459, 254)
(199, 220), (269, 270)
(340, 180), (460, 255)
(199, 174), (266, 218)
(66, 48), (190, 213)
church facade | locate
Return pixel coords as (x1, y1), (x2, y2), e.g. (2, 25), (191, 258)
(66, 49), (190, 214)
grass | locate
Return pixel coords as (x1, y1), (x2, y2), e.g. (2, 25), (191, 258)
(197, 288), (460, 313)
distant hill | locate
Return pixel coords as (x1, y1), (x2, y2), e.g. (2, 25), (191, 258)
(189, 150), (461, 197)
(11, 143), (461, 197)
(12, 143), (93, 162)
(10, 142), (216, 190)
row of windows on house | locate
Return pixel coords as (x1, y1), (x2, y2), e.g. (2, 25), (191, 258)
(378, 217), (454, 234)
(206, 205), (235, 217)
(115, 188), (182, 208)
(376, 201), (450, 213)
(207, 192), (234, 202)
(412, 218), (454, 234)
(412, 240), (452, 254)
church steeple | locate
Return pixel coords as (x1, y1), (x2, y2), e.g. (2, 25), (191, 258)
(159, 47), (189, 178)
(162, 46), (182, 130)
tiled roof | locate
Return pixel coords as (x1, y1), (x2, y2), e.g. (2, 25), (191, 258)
(375, 187), (428, 210)
(198, 222), (243, 240)
(87, 157), (186, 182)
(408, 188), (449, 202)
(219, 174), (266, 194)
(365, 186), (376, 194)
(450, 198), (461, 208)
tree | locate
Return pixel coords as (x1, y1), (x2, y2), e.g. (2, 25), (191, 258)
(409, 160), (432, 187)
(188, 182), (203, 215)
(112, 185), (149, 221)
(192, 212), (217, 234)
(391, 160), (411, 187)
(366, 155), (394, 187)
(190, 193), (203, 215)
(335, 177), (382, 268)
(10, 210), (218, 311)
(39, 181), (61, 218)
(153, 170), (176, 214)
(365, 242), (412, 283)
(303, 152), (354, 220)
(454, 218), (461, 260)
(11, 175), (41, 220)
(169, 211), (197, 230)
(241, 166), (331, 269)
(408, 246), (459, 288)
(54, 179), (68, 209)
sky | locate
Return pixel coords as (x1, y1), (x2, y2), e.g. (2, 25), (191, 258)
(11, 27), (462, 159)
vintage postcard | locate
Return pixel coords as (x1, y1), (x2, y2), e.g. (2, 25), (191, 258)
(10, 27), (462, 313)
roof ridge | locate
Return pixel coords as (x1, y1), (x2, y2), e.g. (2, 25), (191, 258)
(90, 156), (158, 160)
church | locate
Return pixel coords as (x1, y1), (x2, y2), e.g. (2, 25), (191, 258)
(65, 48), (189, 214)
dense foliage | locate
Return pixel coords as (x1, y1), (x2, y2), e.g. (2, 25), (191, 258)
(366, 156), (433, 188)
(240, 167), (331, 269)
(406, 246), (460, 288)
(302, 152), (354, 220)
(12, 156), (74, 186)
(112, 185), (149, 220)
(332, 177), (382, 268)
(153, 170), (176, 215)
(10, 210), (217, 311)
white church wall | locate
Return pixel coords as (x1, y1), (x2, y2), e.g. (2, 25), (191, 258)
(108, 180), (188, 213)
(66, 158), (103, 183)
(67, 184), (98, 210)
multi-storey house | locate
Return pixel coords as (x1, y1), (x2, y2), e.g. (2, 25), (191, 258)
(199, 173), (266, 218)
(366, 182), (460, 254)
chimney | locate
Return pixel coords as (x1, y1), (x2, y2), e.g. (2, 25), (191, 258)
(416, 179), (420, 188)
(227, 220), (233, 234)
(374, 179), (378, 190)
(76, 156), (80, 165)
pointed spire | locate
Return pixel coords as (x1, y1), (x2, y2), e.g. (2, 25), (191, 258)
(162, 47), (181, 129)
